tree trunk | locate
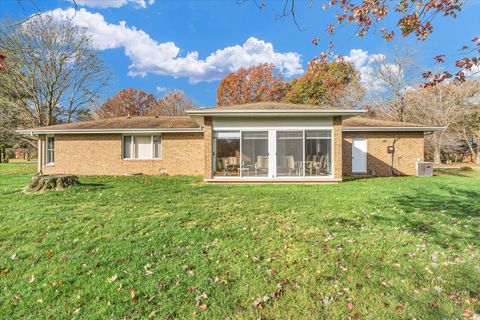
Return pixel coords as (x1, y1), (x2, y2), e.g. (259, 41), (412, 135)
(433, 145), (442, 164)
(23, 174), (79, 193)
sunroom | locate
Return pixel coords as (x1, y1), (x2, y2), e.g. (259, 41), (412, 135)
(187, 102), (366, 182)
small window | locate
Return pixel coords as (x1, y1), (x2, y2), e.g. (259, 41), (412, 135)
(123, 135), (161, 160)
(153, 135), (161, 159)
(46, 136), (55, 165)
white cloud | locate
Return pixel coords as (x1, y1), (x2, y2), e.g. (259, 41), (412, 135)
(48, 8), (303, 83)
(74, 0), (154, 9)
(156, 86), (167, 93)
(343, 49), (387, 93)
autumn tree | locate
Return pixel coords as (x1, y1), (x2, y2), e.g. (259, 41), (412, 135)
(217, 63), (289, 106)
(0, 15), (110, 147)
(401, 81), (480, 163)
(147, 90), (194, 116)
(284, 58), (363, 108)
(95, 88), (157, 118)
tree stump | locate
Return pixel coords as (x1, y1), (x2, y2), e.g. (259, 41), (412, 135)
(23, 174), (79, 193)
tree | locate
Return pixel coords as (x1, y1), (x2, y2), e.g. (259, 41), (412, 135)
(95, 88), (157, 118)
(284, 58), (363, 108)
(0, 14), (111, 147)
(401, 81), (480, 163)
(367, 47), (420, 121)
(251, 0), (474, 86)
(147, 90), (194, 116)
(461, 95), (480, 165)
(217, 63), (289, 106)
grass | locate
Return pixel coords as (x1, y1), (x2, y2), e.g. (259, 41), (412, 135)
(0, 164), (479, 319)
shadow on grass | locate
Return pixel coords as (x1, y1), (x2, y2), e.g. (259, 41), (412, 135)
(75, 182), (109, 190)
(386, 185), (479, 248)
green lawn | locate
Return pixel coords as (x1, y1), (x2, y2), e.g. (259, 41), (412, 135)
(1, 165), (479, 319)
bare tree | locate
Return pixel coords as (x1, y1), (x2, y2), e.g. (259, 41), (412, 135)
(0, 14), (111, 147)
(460, 92), (480, 164)
(369, 46), (420, 121)
(402, 81), (480, 164)
(147, 91), (194, 116)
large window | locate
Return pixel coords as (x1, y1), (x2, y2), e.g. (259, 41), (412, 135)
(123, 135), (161, 160)
(276, 131), (303, 176)
(213, 131), (240, 176)
(241, 131), (269, 177)
(212, 129), (332, 178)
(46, 136), (55, 165)
(304, 131), (331, 176)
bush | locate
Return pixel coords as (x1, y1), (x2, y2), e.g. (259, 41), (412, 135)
(460, 166), (473, 171)
(0, 158), (9, 164)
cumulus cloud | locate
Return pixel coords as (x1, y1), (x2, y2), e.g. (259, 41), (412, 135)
(156, 86), (167, 93)
(343, 49), (387, 93)
(48, 8), (303, 83)
(74, 0), (154, 9)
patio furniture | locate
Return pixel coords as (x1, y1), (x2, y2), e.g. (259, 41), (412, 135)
(285, 155), (296, 176)
(254, 155), (269, 176)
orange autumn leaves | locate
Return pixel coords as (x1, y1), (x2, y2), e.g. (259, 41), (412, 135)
(217, 60), (363, 108)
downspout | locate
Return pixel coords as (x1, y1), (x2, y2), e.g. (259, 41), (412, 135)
(36, 134), (42, 175)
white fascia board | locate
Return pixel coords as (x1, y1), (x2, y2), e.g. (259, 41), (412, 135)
(186, 109), (367, 117)
(342, 127), (445, 132)
(16, 128), (203, 135)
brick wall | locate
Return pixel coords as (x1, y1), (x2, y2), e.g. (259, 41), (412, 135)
(39, 132), (204, 176)
(203, 117), (213, 179)
(342, 131), (425, 176)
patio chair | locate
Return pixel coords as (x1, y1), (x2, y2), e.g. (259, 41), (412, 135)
(254, 155), (269, 176)
(313, 155), (327, 175)
(285, 155), (296, 176)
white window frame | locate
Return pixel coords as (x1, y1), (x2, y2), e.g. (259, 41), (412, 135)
(45, 135), (55, 166)
(122, 134), (162, 160)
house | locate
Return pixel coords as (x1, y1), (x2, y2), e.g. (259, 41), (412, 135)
(18, 102), (443, 182)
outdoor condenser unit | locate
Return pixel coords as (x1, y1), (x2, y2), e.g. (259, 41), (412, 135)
(416, 161), (434, 176)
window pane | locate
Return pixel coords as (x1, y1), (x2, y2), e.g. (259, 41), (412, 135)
(305, 131), (331, 139)
(123, 136), (132, 159)
(214, 131), (240, 139)
(134, 136), (152, 159)
(213, 131), (240, 177)
(241, 131), (268, 177)
(46, 137), (55, 164)
(277, 131), (303, 177)
(153, 135), (161, 158)
(305, 131), (332, 176)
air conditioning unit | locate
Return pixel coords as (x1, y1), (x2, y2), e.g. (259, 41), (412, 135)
(416, 161), (434, 176)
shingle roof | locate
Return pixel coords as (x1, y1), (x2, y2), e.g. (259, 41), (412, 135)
(29, 116), (200, 131)
(191, 102), (336, 111)
(343, 117), (427, 128)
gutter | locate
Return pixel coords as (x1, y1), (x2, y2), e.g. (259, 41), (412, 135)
(16, 128), (204, 135)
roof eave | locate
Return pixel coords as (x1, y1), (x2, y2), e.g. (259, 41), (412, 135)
(16, 128), (203, 135)
(342, 126), (445, 132)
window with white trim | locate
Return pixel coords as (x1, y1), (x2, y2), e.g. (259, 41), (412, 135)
(123, 135), (161, 160)
(45, 136), (55, 165)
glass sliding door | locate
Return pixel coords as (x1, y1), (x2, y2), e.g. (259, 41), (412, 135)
(304, 131), (332, 176)
(213, 131), (240, 176)
(241, 131), (269, 177)
(276, 131), (303, 177)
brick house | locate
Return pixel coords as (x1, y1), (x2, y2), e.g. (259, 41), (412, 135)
(18, 102), (443, 182)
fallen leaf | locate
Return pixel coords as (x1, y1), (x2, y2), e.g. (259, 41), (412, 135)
(266, 268), (276, 276)
(187, 286), (195, 293)
(28, 275), (35, 283)
(129, 288), (138, 303)
(396, 304), (404, 314)
(347, 303), (354, 311)
(10, 253), (17, 260)
(198, 304), (207, 311)
(110, 274), (118, 283)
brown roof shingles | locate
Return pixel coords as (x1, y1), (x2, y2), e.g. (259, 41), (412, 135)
(31, 116), (200, 131)
(342, 117), (427, 128)
(191, 102), (335, 111)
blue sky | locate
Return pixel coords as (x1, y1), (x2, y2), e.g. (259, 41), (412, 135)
(1, 0), (479, 106)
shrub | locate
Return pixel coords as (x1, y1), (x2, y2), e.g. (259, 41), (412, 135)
(460, 166), (473, 171)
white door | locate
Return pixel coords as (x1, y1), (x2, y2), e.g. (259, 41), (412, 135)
(352, 138), (367, 173)
(268, 130), (276, 178)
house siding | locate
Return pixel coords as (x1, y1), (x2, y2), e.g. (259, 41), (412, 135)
(333, 116), (343, 180)
(342, 131), (425, 176)
(39, 133), (204, 176)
